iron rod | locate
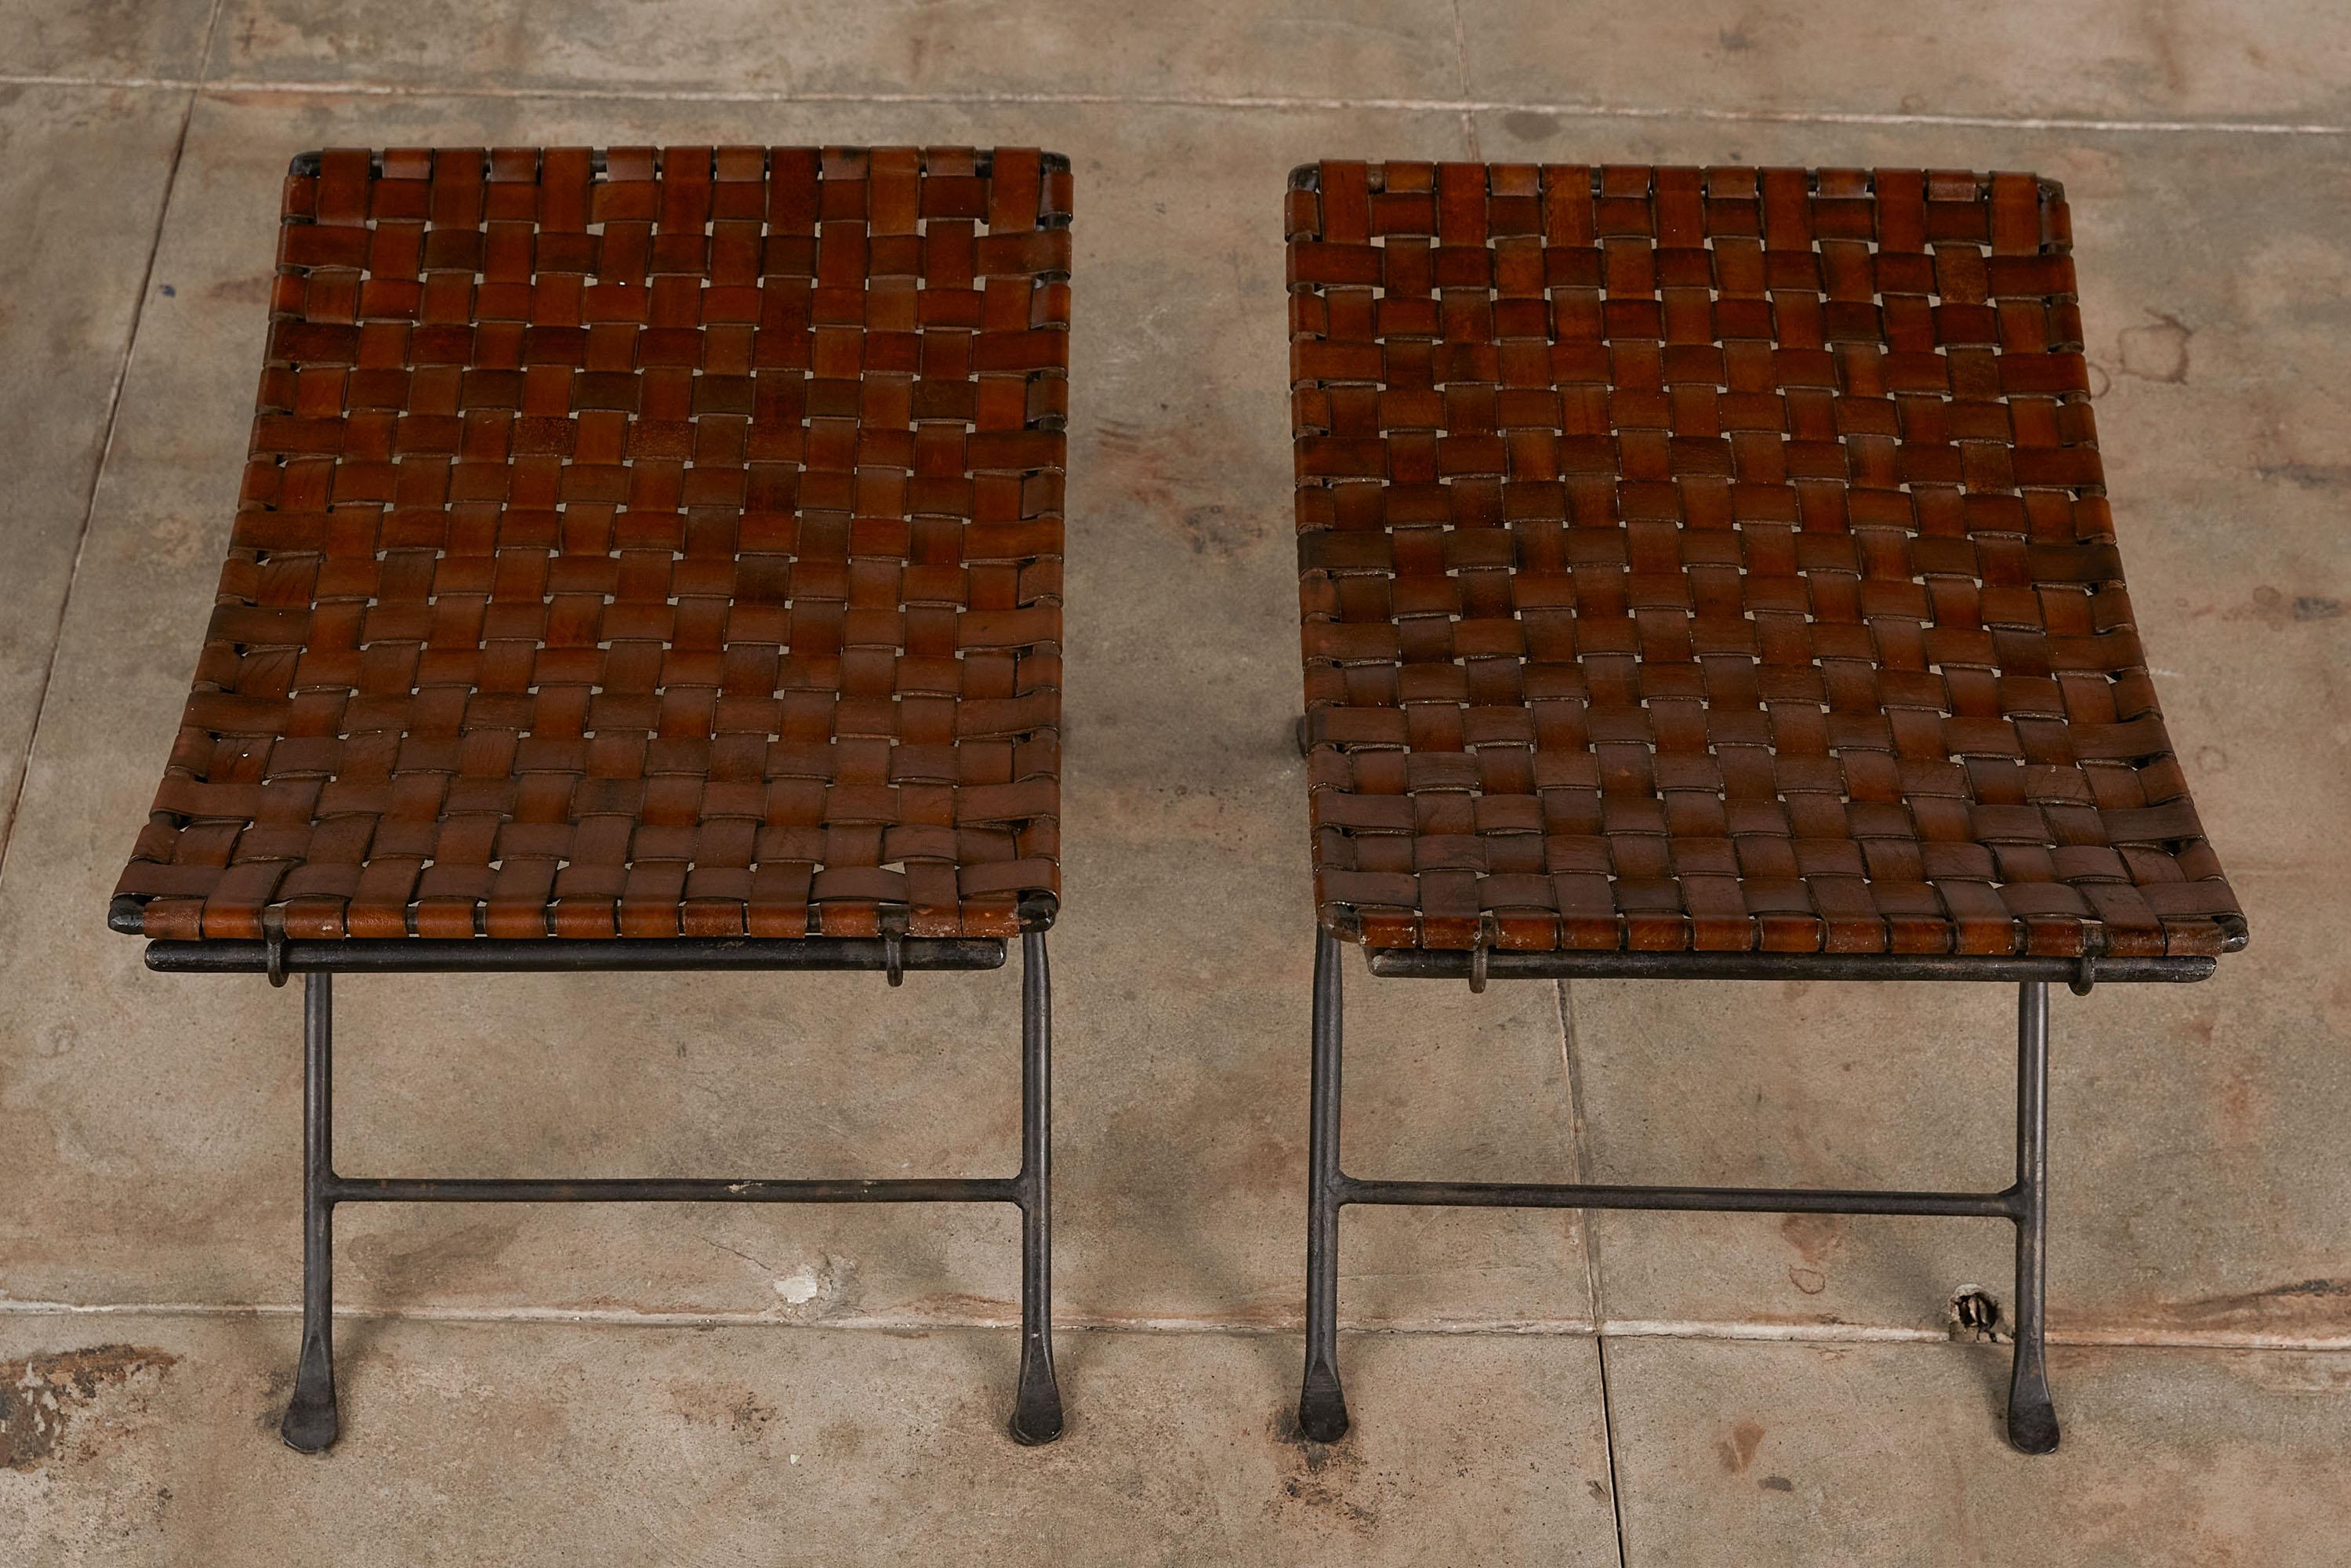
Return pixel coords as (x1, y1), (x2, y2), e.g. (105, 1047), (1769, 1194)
(1297, 927), (1351, 1442)
(2007, 979), (2060, 1453)
(1009, 930), (1064, 1444)
(281, 972), (339, 1452)
(144, 936), (1007, 975)
(1337, 1178), (2018, 1218)
(1364, 949), (2211, 985)
(321, 1175), (1018, 1204)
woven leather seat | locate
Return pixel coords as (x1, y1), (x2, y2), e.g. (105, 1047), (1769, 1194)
(113, 144), (1070, 944)
(1286, 161), (2244, 960)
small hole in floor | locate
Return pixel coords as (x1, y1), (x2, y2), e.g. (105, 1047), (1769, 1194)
(1949, 1285), (2004, 1342)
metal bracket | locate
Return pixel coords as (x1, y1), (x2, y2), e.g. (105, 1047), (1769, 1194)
(2070, 954), (2098, 996)
(1468, 913), (1496, 995)
(263, 909), (289, 989)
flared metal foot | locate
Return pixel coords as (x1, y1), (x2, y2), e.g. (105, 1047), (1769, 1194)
(2005, 1366), (2060, 1456)
(1009, 1348), (1064, 1446)
(279, 1328), (339, 1453)
(1297, 1359), (1350, 1443)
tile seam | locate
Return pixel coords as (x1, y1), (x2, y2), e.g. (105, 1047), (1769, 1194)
(1558, 978), (1608, 1326)
(1591, 1335), (1631, 1568)
(0, 73), (2345, 135)
(2, 1298), (2343, 1352)
(1555, 976), (1626, 1564)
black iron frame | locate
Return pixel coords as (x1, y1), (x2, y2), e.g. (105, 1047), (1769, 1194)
(1299, 928), (2219, 1456)
(140, 930), (1064, 1453)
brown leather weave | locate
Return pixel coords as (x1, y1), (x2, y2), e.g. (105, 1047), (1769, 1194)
(1287, 162), (2244, 959)
(114, 145), (1071, 942)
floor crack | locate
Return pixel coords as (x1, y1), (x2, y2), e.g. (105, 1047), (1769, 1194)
(1558, 979), (1608, 1329)
(1592, 1333), (1631, 1568)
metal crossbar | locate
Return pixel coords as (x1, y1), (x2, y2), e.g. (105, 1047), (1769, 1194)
(1364, 948), (2213, 986)
(1336, 1180), (2018, 1218)
(142, 935), (1009, 976)
(322, 1177), (1023, 1204)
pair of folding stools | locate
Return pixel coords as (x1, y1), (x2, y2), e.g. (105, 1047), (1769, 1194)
(111, 147), (2245, 1457)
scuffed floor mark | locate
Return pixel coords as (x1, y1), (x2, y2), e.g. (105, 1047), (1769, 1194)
(254, 1365), (296, 1439)
(348, 1218), (520, 1298)
(1087, 416), (1268, 561)
(1268, 1412), (1380, 1533)
(769, 1253), (858, 1322)
(2160, 1279), (2351, 1335)
(1781, 1212), (1845, 1298)
(2215, 583), (2349, 632)
(2117, 309), (2192, 382)
(668, 1380), (781, 1444)
(1, 1345), (178, 1471)
(2238, 1357), (2351, 1396)
(1715, 1418), (1766, 1475)
(2254, 462), (2351, 490)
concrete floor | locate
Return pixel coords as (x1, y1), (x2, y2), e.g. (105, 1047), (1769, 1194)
(2, 2), (2347, 1562)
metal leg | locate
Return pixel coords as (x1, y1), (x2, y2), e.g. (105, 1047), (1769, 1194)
(1297, 927), (1350, 1442)
(1307, 961), (2071, 1452)
(2006, 978), (2059, 1454)
(281, 971), (339, 1453)
(208, 935), (1058, 1450)
(1008, 930), (1065, 1445)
